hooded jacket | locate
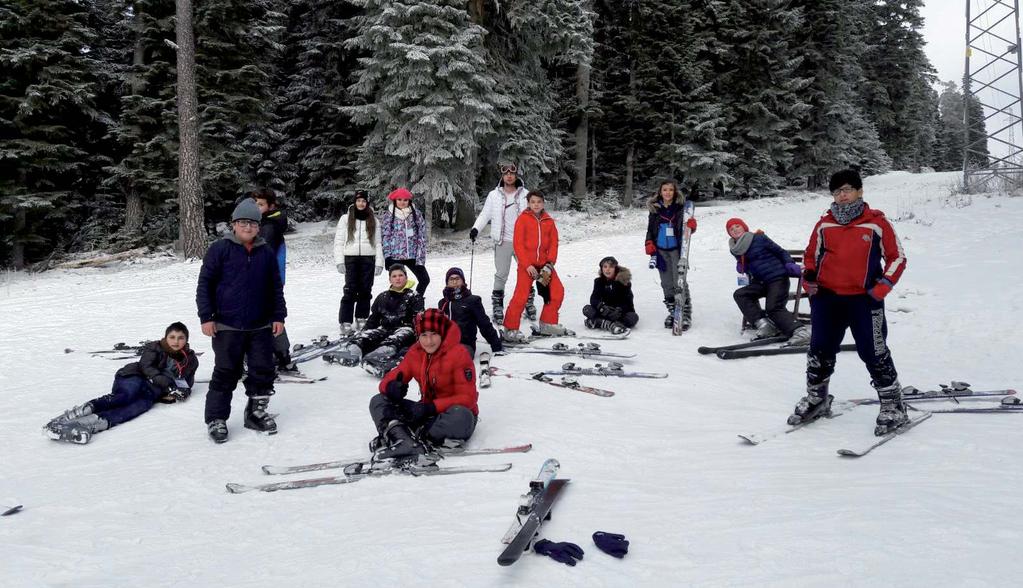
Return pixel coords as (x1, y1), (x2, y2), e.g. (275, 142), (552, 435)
(380, 206), (427, 264)
(438, 287), (502, 352)
(513, 209), (558, 268)
(645, 195), (690, 252)
(115, 340), (199, 394)
(378, 322), (479, 415)
(196, 234), (287, 330)
(588, 266), (635, 313)
(471, 179), (528, 244)
(804, 203), (906, 295)
(365, 282), (424, 332)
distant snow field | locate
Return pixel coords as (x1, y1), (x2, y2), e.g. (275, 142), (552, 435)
(2, 171), (1021, 586)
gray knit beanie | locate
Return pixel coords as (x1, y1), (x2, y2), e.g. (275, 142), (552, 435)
(231, 199), (261, 223)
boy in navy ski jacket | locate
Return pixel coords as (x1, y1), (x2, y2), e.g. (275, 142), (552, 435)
(727, 218), (808, 343)
(196, 199), (287, 443)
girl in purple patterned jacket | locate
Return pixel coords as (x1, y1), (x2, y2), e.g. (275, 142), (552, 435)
(379, 188), (430, 297)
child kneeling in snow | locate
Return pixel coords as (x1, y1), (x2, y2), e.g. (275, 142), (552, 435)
(44, 322), (199, 444)
(582, 256), (637, 335)
(727, 217), (809, 344)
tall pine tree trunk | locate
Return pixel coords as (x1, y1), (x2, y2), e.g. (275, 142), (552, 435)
(572, 61), (591, 206)
(124, 15), (146, 235)
(12, 208), (26, 270)
(175, 0), (206, 257)
(624, 143), (635, 206)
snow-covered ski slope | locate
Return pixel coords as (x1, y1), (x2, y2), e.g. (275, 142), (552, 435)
(2, 171), (1020, 586)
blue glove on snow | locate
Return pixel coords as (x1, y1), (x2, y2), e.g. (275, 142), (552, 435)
(592, 531), (629, 558)
(533, 539), (584, 566)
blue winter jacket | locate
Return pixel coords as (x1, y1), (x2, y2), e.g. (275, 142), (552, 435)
(735, 233), (794, 284)
(196, 234), (287, 329)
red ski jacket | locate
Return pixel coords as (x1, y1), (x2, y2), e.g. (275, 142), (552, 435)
(378, 323), (478, 415)
(513, 210), (559, 269)
(803, 203), (906, 295)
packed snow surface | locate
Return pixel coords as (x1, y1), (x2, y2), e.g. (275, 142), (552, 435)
(2, 171), (1020, 586)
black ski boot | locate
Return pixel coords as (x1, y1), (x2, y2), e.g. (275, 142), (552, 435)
(492, 290), (505, 324)
(207, 419), (229, 443)
(663, 300), (675, 329)
(525, 288), (537, 321)
(44, 414), (107, 444)
(244, 395), (277, 435)
(373, 420), (429, 465)
(874, 382), (909, 436)
(787, 383), (834, 425)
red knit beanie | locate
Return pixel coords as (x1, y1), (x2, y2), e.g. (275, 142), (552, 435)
(388, 188), (413, 201)
(414, 309), (451, 338)
(725, 217), (749, 234)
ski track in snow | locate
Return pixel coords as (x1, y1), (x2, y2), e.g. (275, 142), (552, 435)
(2, 171), (1021, 586)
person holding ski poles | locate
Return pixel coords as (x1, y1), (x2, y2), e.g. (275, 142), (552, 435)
(645, 179), (697, 329)
(469, 162), (536, 324)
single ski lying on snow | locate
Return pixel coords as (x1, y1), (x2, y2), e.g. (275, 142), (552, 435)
(478, 352), (492, 389)
(850, 388), (1017, 405)
(505, 342), (636, 359)
(717, 342), (857, 360)
(501, 459), (560, 544)
(672, 200), (696, 335)
(907, 396), (1023, 414)
(498, 477), (570, 566)
(261, 443), (533, 475)
(738, 402), (856, 445)
(195, 372), (327, 385)
(538, 361), (667, 379)
(228, 462), (512, 493)
(2, 504), (23, 516)
(836, 411), (933, 458)
(697, 335), (788, 355)
(490, 367), (615, 397)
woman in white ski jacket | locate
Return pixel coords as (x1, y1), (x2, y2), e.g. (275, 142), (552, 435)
(334, 190), (385, 333)
(469, 162), (536, 323)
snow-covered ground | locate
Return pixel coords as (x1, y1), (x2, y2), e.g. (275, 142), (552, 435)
(2, 171), (1021, 587)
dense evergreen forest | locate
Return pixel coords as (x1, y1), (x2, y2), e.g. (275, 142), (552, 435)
(0, 0), (989, 268)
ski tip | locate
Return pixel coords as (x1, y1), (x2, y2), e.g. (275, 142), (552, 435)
(737, 435), (760, 445)
(836, 449), (862, 457)
(2, 505), (23, 516)
(225, 483), (252, 494)
(260, 466), (277, 475)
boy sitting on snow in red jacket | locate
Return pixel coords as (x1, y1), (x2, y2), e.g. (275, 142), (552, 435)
(369, 309), (479, 462)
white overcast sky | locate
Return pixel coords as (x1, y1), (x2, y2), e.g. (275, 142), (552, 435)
(922, 0), (967, 85)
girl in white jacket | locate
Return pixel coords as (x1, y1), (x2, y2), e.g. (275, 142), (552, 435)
(469, 163), (536, 323)
(334, 191), (385, 334)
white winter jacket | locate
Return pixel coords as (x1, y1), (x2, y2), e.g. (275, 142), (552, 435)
(471, 184), (528, 244)
(333, 213), (385, 268)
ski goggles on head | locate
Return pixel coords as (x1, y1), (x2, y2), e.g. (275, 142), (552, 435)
(499, 164), (517, 175)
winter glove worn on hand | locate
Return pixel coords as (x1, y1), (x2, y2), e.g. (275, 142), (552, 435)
(534, 539), (584, 566)
(469, 228), (479, 242)
(601, 305), (622, 321)
(868, 278), (893, 301)
(399, 399), (437, 423)
(784, 262), (802, 277)
(686, 217), (698, 233)
(538, 264), (554, 287)
(735, 260), (745, 274)
(592, 532), (629, 558)
(337, 263), (345, 274)
(384, 374), (408, 402)
(644, 240), (656, 255)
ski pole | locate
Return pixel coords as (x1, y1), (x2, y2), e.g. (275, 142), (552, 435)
(469, 238), (475, 290)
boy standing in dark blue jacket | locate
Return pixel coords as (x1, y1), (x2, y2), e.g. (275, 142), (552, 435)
(727, 218), (808, 344)
(196, 199), (287, 443)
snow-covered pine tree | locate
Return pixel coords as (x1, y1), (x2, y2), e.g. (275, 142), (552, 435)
(708, 0), (810, 197)
(193, 0), (284, 216)
(346, 0), (505, 229)
(789, 0), (890, 188)
(0, 0), (112, 267)
(935, 81), (988, 172)
(860, 0), (938, 171)
(263, 0), (363, 215)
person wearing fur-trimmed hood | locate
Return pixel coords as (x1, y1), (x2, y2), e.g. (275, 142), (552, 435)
(582, 256), (638, 335)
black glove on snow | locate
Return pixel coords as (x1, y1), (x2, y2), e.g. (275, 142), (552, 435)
(384, 375), (408, 402)
(592, 531), (629, 558)
(533, 539), (584, 566)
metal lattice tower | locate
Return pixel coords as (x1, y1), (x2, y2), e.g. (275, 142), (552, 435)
(963, 0), (1023, 191)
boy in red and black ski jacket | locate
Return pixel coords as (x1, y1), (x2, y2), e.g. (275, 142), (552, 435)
(789, 169), (910, 438)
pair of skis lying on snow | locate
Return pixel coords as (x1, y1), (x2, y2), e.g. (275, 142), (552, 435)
(738, 383), (1019, 456)
(698, 335), (857, 359)
(226, 443), (533, 494)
